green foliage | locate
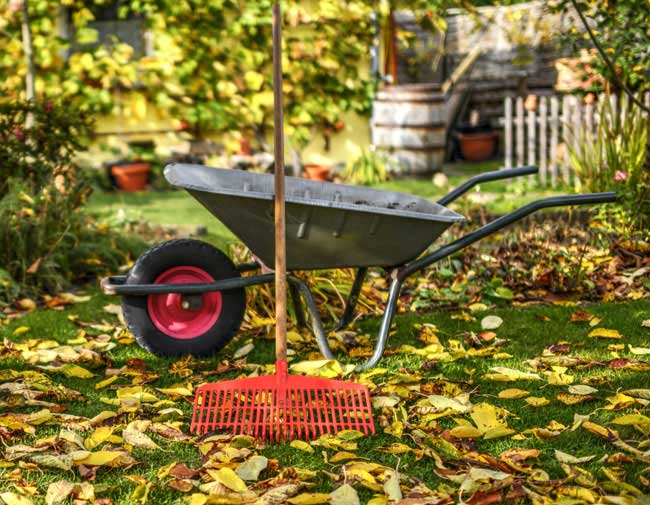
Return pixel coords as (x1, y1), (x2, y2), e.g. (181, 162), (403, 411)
(1, 0), (460, 150)
(568, 93), (649, 234)
(342, 148), (390, 185)
(553, 0), (650, 90)
(0, 100), (145, 300)
(0, 100), (93, 196)
(0, 1), (140, 112)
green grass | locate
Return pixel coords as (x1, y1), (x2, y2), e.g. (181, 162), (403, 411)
(1, 290), (649, 503)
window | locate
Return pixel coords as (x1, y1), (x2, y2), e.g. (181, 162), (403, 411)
(63, 3), (152, 57)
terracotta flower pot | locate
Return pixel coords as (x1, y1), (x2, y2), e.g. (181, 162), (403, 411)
(303, 164), (330, 181)
(111, 163), (151, 192)
(458, 132), (498, 162)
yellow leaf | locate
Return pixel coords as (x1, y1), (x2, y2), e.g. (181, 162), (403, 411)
(0, 492), (33, 505)
(95, 376), (119, 390)
(471, 403), (514, 439)
(383, 470), (402, 501)
(611, 414), (650, 427)
(554, 449), (595, 464)
(290, 440), (314, 453)
(60, 364), (94, 379)
(329, 451), (357, 463)
(330, 484), (360, 505)
(74, 450), (134, 467)
(525, 397), (550, 407)
(16, 298), (37, 311)
(13, 326), (30, 336)
(544, 371), (574, 386)
(288, 493), (331, 505)
(628, 345), (650, 355)
(426, 394), (472, 414)
(123, 422), (159, 450)
(449, 426), (483, 438)
(588, 328), (623, 339)
(557, 486), (597, 503)
(568, 385), (598, 395)
(209, 467), (248, 493)
(583, 421), (619, 440)
(235, 456), (268, 481)
(156, 386), (193, 397)
(484, 367), (541, 381)
(337, 430), (364, 441)
(498, 389), (529, 399)
(483, 426), (516, 439)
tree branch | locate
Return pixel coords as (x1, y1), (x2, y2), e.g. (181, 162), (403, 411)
(569, 0), (650, 113)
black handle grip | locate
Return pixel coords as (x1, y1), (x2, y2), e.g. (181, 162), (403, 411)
(437, 165), (539, 206)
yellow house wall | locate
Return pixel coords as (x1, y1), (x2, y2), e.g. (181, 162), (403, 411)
(88, 93), (370, 170)
(88, 0), (373, 170)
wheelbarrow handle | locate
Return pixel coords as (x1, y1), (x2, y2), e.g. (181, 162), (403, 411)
(352, 191), (617, 372)
(437, 165), (539, 206)
(402, 191), (618, 280)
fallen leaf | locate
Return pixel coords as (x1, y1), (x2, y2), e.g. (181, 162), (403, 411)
(0, 492), (34, 505)
(330, 484), (360, 505)
(16, 298), (37, 311)
(236, 456), (268, 481)
(498, 389), (529, 399)
(525, 397), (550, 407)
(208, 467), (248, 493)
(628, 345), (650, 355)
(554, 450), (595, 464)
(383, 470), (402, 501)
(570, 310), (593, 322)
(123, 422), (159, 450)
(568, 385), (598, 395)
(588, 328), (623, 339)
(290, 440), (314, 453)
(288, 493), (331, 505)
(481, 316), (503, 330)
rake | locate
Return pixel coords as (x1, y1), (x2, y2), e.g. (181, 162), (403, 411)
(190, 3), (375, 441)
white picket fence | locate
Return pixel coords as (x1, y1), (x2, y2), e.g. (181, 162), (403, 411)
(502, 93), (649, 188)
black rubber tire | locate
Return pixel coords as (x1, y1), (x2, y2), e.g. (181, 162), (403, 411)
(121, 239), (246, 357)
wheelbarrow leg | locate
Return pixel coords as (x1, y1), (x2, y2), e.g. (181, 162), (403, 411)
(287, 276), (335, 360)
(355, 278), (402, 371)
(327, 267), (367, 333)
(289, 281), (308, 329)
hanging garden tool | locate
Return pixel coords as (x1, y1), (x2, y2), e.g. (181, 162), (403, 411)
(188, 3), (375, 441)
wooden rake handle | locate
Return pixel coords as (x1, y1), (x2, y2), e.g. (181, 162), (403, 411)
(272, 2), (287, 363)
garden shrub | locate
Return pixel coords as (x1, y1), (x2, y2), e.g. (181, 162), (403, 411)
(568, 93), (649, 236)
(0, 101), (145, 301)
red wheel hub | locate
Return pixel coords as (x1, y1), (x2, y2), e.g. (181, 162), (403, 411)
(147, 266), (222, 339)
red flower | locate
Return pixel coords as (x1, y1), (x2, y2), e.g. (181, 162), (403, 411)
(44, 102), (54, 110)
(614, 171), (627, 182)
(13, 125), (25, 141)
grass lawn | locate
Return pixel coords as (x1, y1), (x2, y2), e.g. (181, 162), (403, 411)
(4, 161), (645, 503)
(1, 289), (649, 503)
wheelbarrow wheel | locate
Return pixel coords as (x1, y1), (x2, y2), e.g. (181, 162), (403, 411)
(121, 239), (246, 357)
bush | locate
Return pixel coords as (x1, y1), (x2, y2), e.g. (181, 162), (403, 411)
(0, 101), (92, 197)
(0, 101), (145, 301)
(568, 93), (649, 236)
(342, 149), (390, 185)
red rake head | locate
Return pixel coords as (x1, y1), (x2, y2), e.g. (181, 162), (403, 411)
(190, 360), (375, 441)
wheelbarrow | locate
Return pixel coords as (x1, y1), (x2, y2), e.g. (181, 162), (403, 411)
(100, 163), (616, 371)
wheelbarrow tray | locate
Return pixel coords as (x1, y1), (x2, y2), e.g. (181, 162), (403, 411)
(165, 163), (465, 270)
